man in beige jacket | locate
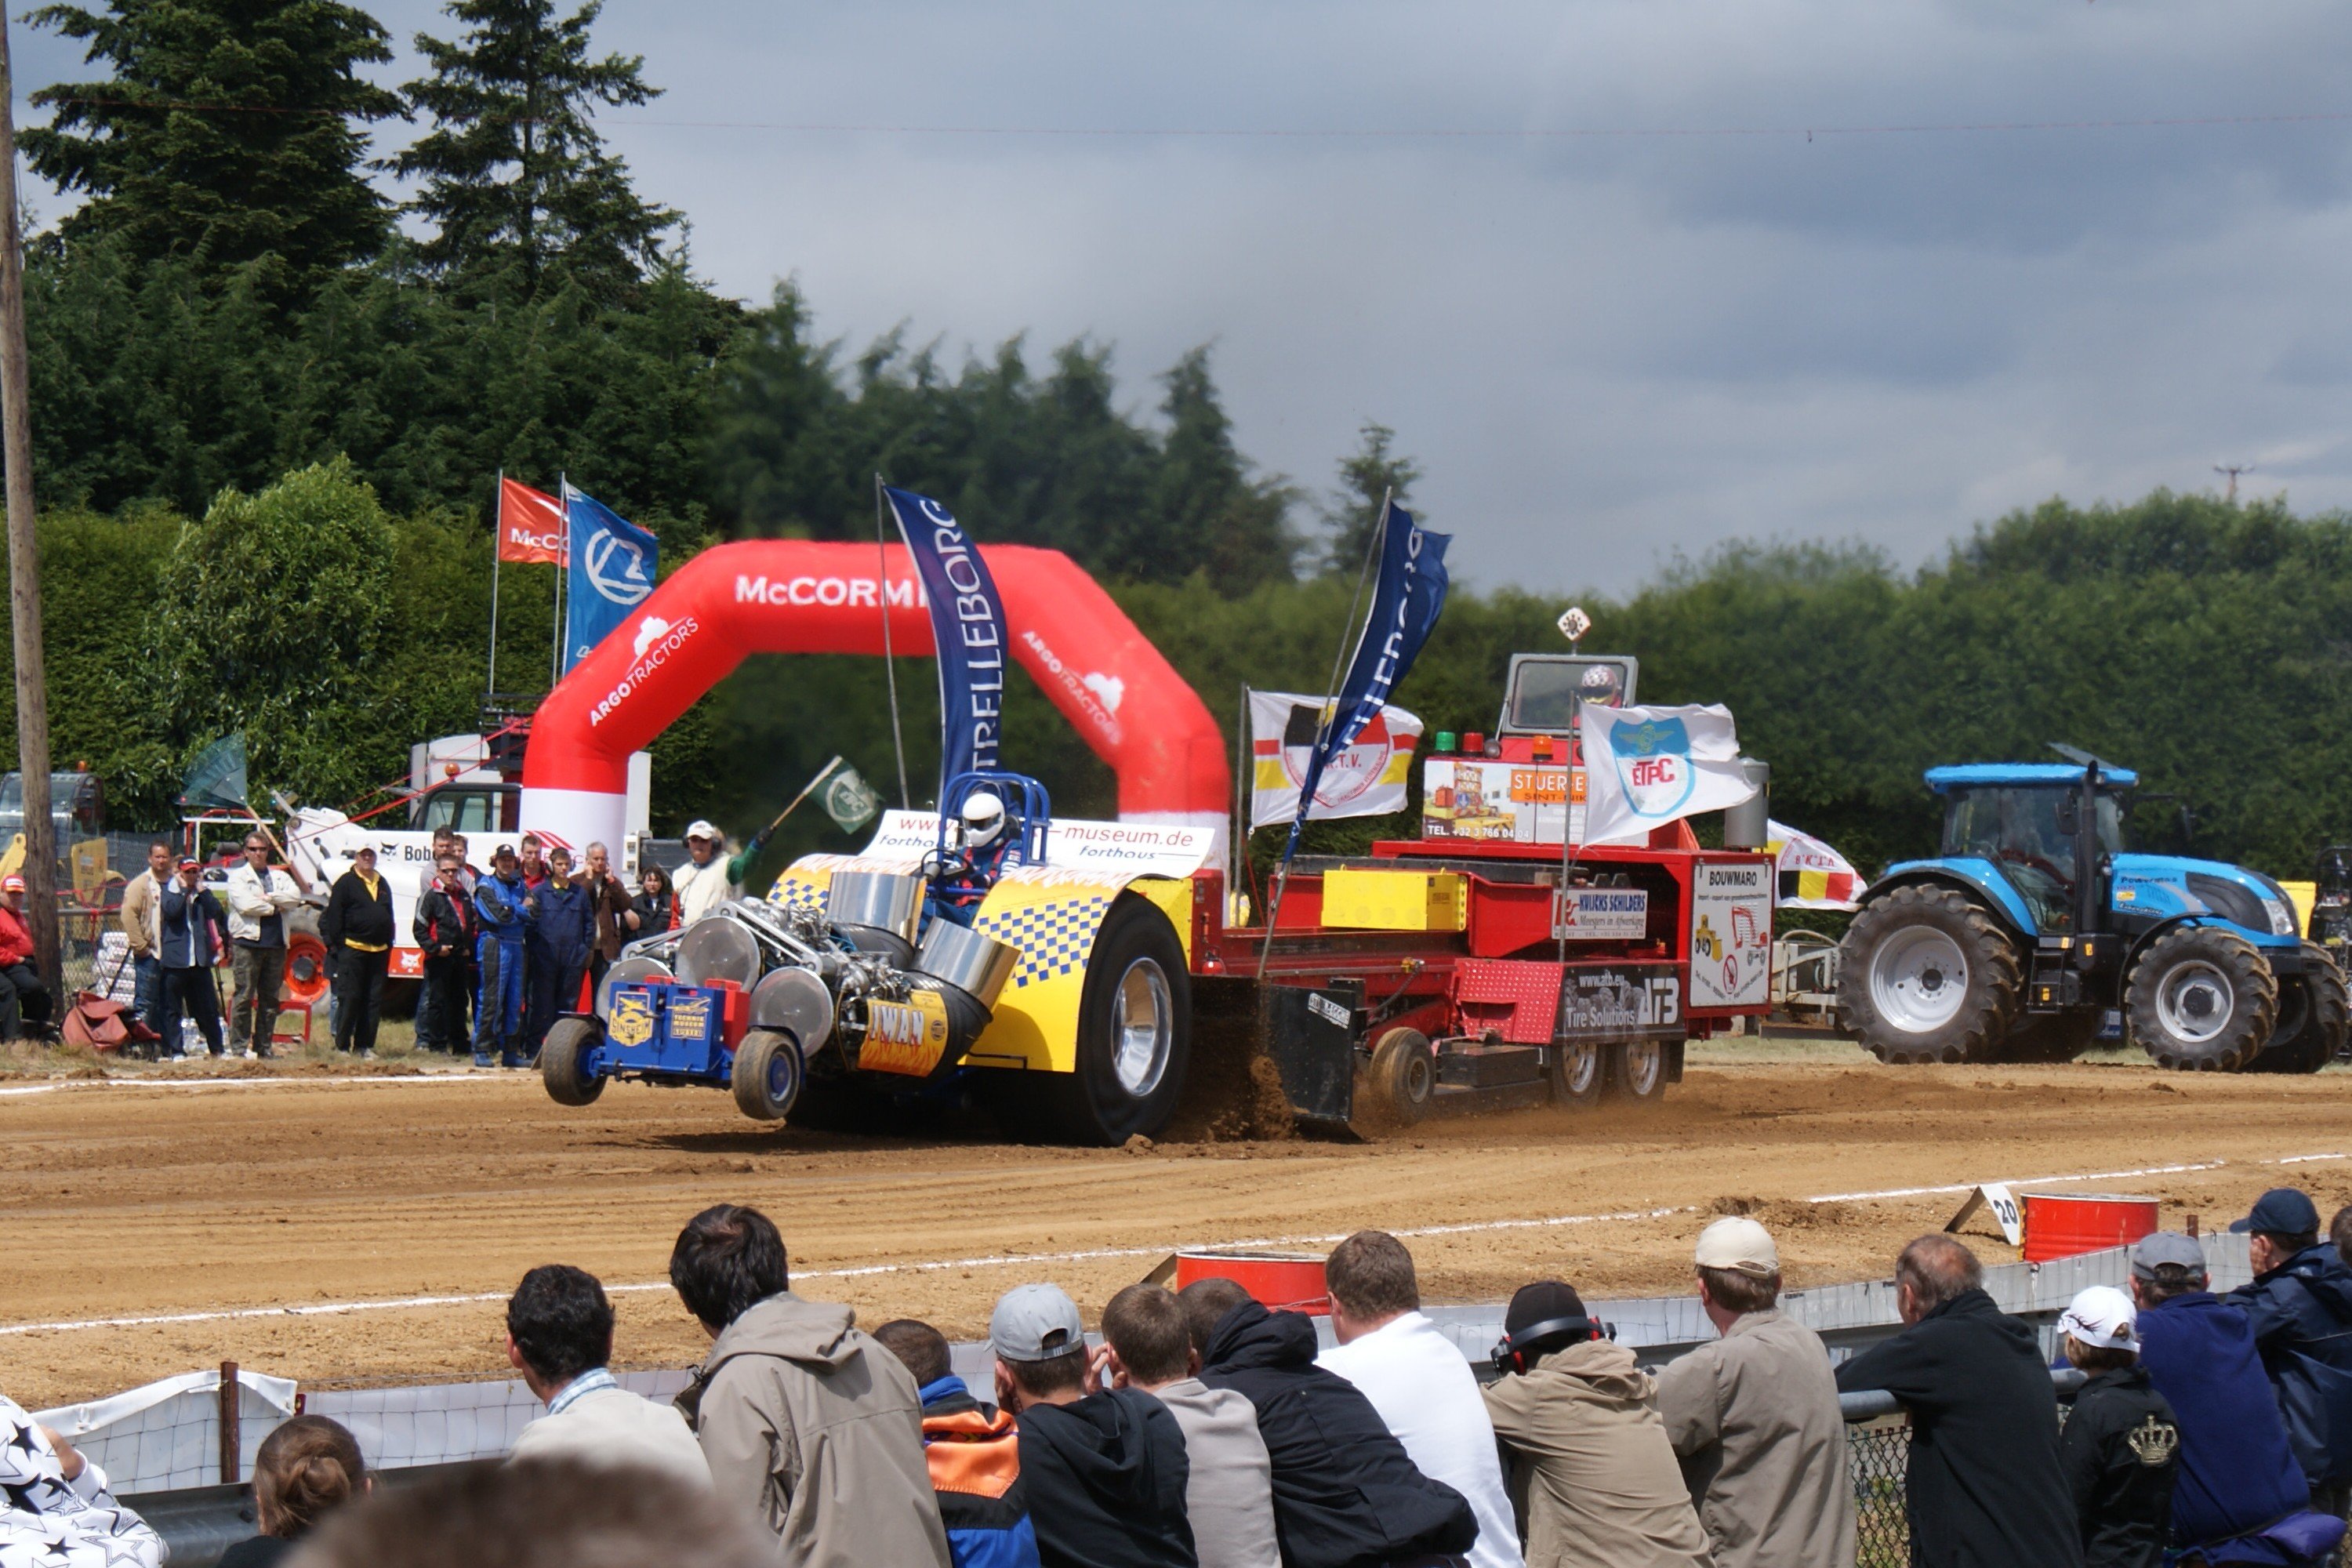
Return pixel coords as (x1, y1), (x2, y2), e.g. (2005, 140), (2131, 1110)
(670, 1203), (949, 1568)
(117, 841), (172, 1040)
(1655, 1217), (1855, 1568)
(1483, 1279), (1712, 1568)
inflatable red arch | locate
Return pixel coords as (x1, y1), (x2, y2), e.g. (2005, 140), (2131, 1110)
(521, 540), (1231, 855)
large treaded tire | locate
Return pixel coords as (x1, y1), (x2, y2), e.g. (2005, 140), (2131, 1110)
(1998, 1013), (2102, 1064)
(994, 895), (1192, 1145)
(540, 1017), (605, 1106)
(2125, 926), (2277, 1072)
(2247, 943), (2346, 1076)
(1837, 886), (2020, 1065)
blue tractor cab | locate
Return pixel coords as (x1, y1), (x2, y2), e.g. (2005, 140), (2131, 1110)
(1838, 749), (2343, 1072)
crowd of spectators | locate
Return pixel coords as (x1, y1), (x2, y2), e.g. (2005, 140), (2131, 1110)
(4, 1189), (2350, 1568)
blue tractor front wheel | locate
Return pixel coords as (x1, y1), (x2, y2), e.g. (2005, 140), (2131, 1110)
(2126, 926), (2276, 1072)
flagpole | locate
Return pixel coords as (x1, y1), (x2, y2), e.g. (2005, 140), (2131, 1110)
(1231, 683), (1250, 920)
(487, 470), (503, 698)
(874, 474), (910, 810)
(1257, 490), (1392, 967)
(554, 474), (568, 687)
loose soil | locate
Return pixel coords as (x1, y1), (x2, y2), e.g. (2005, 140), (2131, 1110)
(2, 1046), (2346, 1408)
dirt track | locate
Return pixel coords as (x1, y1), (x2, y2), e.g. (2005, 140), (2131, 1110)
(2, 1048), (2347, 1408)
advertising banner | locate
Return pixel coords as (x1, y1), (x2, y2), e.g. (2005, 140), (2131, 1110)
(1577, 702), (1755, 848)
(884, 485), (1008, 794)
(1557, 963), (1682, 1041)
(1250, 688), (1421, 829)
(1690, 859), (1773, 1008)
(855, 810), (1214, 880)
(1423, 757), (1585, 844)
(1552, 886), (1650, 941)
(498, 477), (565, 564)
(561, 485), (659, 673)
(1283, 502), (1450, 862)
(1769, 818), (1866, 909)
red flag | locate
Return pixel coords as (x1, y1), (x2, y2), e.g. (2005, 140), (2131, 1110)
(498, 478), (565, 564)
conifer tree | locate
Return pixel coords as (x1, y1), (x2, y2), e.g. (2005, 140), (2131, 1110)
(394, 0), (676, 295)
(24, 0), (401, 291)
(1322, 421), (1422, 576)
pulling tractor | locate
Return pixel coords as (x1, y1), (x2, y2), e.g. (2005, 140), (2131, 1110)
(1838, 753), (2348, 1072)
(538, 655), (1779, 1142)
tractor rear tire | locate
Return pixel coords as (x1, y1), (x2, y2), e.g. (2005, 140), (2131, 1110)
(1364, 1028), (1439, 1127)
(732, 1029), (804, 1121)
(540, 1017), (606, 1107)
(1837, 886), (2020, 1064)
(1998, 1013), (2102, 1064)
(2125, 926), (2277, 1072)
(1604, 1039), (1669, 1104)
(2248, 943), (2346, 1075)
(1007, 895), (1192, 1145)
(1548, 1038), (1603, 1112)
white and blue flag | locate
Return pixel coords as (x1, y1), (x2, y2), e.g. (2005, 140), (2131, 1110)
(563, 484), (659, 673)
(1577, 702), (1755, 846)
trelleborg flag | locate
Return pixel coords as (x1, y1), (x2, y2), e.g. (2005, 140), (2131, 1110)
(1250, 688), (1422, 829)
(1282, 501), (1450, 862)
(1768, 818), (1865, 909)
(498, 477), (564, 564)
(562, 484), (659, 673)
(1577, 702), (1755, 847)
(884, 485), (1007, 795)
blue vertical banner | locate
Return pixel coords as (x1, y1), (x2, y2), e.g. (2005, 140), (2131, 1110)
(883, 485), (1008, 797)
(562, 484), (659, 673)
(1283, 502), (1451, 863)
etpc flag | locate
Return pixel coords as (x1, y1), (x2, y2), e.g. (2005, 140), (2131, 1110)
(1577, 702), (1756, 847)
(1249, 689), (1422, 829)
(1768, 818), (1866, 909)
(498, 477), (564, 564)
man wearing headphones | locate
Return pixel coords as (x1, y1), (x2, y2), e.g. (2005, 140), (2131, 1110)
(1482, 1282), (1711, 1568)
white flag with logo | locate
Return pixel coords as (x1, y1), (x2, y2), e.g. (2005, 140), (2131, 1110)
(1577, 702), (1755, 846)
(1249, 688), (1423, 829)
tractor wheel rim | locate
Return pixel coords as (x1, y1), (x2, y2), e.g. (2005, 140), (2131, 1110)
(1112, 959), (1173, 1098)
(2157, 960), (2234, 1044)
(1870, 926), (1970, 1033)
(1562, 1042), (1599, 1094)
(767, 1047), (795, 1102)
(1622, 1040), (1662, 1095)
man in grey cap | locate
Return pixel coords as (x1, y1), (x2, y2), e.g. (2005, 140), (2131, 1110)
(2224, 1189), (2352, 1520)
(1654, 1216), (1854, 1568)
(2130, 1229), (2336, 1561)
(991, 1283), (1195, 1568)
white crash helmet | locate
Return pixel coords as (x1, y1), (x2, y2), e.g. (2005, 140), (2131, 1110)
(960, 790), (1007, 849)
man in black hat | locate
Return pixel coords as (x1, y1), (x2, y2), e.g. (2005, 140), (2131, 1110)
(2224, 1187), (2352, 1519)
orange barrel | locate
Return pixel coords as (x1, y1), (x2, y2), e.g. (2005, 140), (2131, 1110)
(1173, 1250), (1331, 1316)
(2020, 1192), (2160, 1263)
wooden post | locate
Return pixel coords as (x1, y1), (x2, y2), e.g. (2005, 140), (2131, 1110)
(217, 1360), (241, 1485)
(0, 12), (60, 993)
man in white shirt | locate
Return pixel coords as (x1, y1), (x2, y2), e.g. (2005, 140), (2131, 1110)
(1316, 1230), (1523, 1568)
(223, 831), (309, 1059)
(670, 820), (743, 926)
(504, 1264), (710, 1490)
(1101, 1281), (1281, 1568)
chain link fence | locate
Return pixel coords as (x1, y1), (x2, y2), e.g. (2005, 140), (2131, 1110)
(1848, 1420), (1911, 1568)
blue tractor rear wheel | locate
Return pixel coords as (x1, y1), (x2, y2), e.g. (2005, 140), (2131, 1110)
(1838, 884), (2021, 1065)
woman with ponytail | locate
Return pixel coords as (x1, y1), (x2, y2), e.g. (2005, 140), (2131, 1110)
(220, 1415), (370, 1567)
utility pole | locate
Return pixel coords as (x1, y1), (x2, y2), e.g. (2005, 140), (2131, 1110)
(2213, 463), (2253, 504)
(0, 13), (58, 993)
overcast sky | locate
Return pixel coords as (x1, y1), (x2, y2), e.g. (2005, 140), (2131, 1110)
(16, 1), (2352, 593)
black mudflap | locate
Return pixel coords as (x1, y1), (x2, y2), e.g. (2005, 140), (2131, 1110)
(1258, 979), (1361, 1125)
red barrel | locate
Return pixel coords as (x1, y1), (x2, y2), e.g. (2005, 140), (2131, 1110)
(1173, 1250), (1330, 1315)
(2021, 1192), (2160, 1263)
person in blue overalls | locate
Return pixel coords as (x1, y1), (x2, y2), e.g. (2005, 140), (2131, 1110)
(931, 792), (1016, 924)
(525, 845), (596, 1055)
(472, 844), (534, 1069)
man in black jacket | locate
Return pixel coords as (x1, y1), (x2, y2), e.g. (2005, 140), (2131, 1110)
(2225, 1188), (2352, 1518)
(321, 846), (396, 1057)
(1834, 1235), (2080, 1568)
(412, 854), (474, 1054)
(991, 1283), (1194, 1568)
(1181, 1279), (1476, 1568)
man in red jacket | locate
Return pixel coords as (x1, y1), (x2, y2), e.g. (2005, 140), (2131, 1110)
(0, 874), (52, 1040)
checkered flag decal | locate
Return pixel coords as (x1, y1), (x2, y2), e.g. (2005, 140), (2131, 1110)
(975, 897), (1112, 989)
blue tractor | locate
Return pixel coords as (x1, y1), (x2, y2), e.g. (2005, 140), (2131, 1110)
(1837, 751), (2347, 1072)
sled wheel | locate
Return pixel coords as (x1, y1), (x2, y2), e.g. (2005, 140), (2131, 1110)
(1548, 1037), (1603, 1111)
(1606, 1039), (1668, 1104)
(281, 908), (331, 1008)
(540, 1016), (606, 1107)
(1837, 885), (2020, 1064)
(2247, 943), (2345, 1075)
(2126, 925), (2277, 1072)
(1011, 895), (1192, 1145)
(731, 1029), (804, 1121)
(1363, 1027), (1438, 1127)
(1998, 1013), (2101, 1064)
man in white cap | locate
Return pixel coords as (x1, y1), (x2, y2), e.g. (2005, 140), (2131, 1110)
(1654, 1215), (1854, 1568)
(2056, 1285), (2178, 1568)
(671, 819), (766, 927)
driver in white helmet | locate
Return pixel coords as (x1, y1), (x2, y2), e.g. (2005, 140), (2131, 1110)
(935, 790), (1016, 916)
